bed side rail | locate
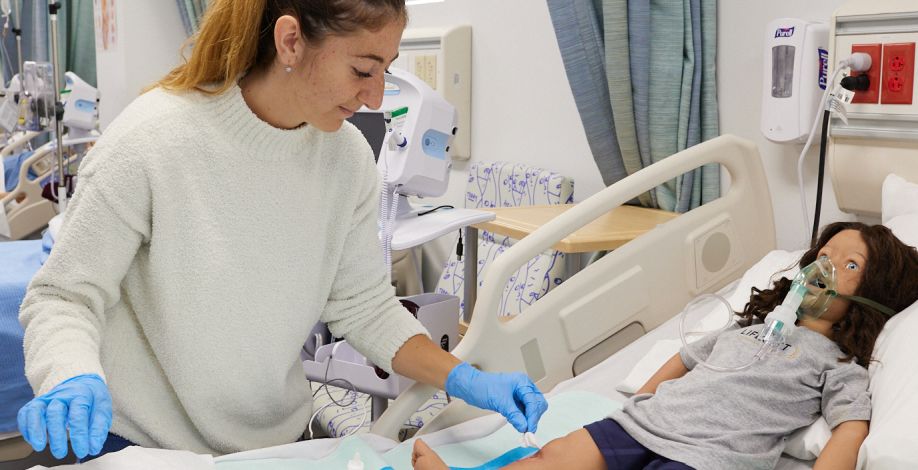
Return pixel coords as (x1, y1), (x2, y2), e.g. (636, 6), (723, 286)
(371, 134), (776, 440)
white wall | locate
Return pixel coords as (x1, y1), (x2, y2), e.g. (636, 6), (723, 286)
(94, 3), (186, 128)
(717, 0), (856, 251)
(407, 1), (605, 206)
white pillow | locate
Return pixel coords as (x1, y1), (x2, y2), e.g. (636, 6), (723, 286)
(857, 301), (918, 469)
(881, 174), (918, 223)
(885, 213), (918, 249)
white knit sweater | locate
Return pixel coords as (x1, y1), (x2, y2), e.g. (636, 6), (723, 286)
(19, 85), (428, 455)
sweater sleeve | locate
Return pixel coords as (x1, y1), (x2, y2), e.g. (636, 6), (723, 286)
(19, 147), (151, 395)
(320, 156), (428, 374)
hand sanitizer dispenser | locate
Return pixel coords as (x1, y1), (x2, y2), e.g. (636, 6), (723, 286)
(761, 19), (829, 143)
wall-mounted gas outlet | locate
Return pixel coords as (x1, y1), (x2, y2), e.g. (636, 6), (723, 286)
(881, 42), (915, 104)
(851, 43), (882, 104)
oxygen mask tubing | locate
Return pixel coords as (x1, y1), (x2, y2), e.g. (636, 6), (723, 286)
(680, 256), (894, 373)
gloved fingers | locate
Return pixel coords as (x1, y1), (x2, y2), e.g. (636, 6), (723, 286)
(504, 408), (528, 433)
(67, 394), (92, 459)
(513, 381), (548, 433)
(88, 391), (112, 455)
(18, 400), (48, 452)
(524, 394), (548, 433)
(45, 399), (70, 459)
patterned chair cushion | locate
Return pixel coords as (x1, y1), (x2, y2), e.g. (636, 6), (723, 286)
(310, 382), (447, 439)
(436, 162), (574, 317)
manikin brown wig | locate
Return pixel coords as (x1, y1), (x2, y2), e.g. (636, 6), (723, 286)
(738, 222), (918, 367)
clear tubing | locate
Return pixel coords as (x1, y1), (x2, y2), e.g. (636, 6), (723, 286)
(678, 294), (769, 373)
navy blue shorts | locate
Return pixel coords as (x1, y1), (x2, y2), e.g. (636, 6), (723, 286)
(77, 433), (136, 463)
(584, 418), (694, 470)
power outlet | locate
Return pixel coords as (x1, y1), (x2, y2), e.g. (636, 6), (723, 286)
(851, 43), (882, 104)
(881, 42), (915, 104)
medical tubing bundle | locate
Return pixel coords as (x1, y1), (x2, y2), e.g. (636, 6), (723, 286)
(796, 53), (871, 245)
(678, 294), (767, 372)
(796, 67), (842, 243)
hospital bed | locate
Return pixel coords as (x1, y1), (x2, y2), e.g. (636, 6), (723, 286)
(0, 238), (45, 459)
(373, 133), (776, 439)
(1, 135), (95, 241)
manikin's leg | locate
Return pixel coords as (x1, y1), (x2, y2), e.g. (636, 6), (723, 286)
(411, 429), (606, 470)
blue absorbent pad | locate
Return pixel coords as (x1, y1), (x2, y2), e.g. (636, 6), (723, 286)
(0, 239), (44, 433)
(216, 391), (621, 470)
(3, 150), (36, 192)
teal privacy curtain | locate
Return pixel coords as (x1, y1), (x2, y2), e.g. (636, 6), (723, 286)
(547, 0), (720, 212)
(0, 0), (96, 86)
(177, 0), (209, 36)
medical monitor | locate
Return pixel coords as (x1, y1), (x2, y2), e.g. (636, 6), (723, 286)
(347, 112), (386, 162)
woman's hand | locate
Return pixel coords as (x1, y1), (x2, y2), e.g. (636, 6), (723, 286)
(445, 362), (548, 433)
(17, 374), (112, 459)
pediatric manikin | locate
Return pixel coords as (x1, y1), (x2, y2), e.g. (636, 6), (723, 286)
(681, 257), (894, 372)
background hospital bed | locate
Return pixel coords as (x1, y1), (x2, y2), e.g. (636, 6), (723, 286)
(374, 134), (777, 438)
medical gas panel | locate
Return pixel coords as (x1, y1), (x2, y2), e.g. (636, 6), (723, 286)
(829, 2), (918, 216)
(394, 26), (471, 160)
(761, 19), (829, 143)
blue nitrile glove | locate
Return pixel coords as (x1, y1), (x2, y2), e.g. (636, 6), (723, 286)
(445, 362), (548, 433)
(17, 374), (112, 459)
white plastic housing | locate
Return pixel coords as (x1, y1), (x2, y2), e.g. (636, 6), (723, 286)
(374, 67), (457, 198)
(62, 72), (99, 133)
(761, 19), (829, 143)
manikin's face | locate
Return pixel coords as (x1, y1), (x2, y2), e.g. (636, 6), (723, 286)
(814, 229), (868, 322)
(289, 20), (403, 132)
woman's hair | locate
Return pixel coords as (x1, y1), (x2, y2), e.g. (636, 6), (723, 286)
(739, 222), (918, 367)
(155, 0), (408, 94)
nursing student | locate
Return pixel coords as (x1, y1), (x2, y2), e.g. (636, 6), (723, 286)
(16, 0), (547, 461)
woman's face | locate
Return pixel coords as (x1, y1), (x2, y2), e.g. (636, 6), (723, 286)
(290, 20), (403, 132)
(815, 229), (868, 321)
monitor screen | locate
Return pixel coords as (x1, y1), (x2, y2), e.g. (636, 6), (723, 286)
(347, 112), (386, 162)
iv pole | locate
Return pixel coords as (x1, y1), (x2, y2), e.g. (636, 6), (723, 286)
(48, 0), (66, 211)
(12, 0), (22, 79)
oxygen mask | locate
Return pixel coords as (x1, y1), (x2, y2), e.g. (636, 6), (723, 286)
(795, 255), (838, 320)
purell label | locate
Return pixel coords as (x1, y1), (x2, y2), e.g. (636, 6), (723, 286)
(775, 26), (795, 38)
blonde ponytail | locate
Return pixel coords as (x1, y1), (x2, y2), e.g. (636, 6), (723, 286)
(155, 0), (266, 94)
(153, 0), (407, 94)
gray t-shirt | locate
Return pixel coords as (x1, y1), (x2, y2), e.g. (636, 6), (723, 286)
(611, 323), (871, 470)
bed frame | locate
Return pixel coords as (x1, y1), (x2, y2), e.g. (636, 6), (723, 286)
(371, 134), (777, 440)
(1, 135), (97, 240)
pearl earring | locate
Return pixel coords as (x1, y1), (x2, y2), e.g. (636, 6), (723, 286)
(284, 65), (293, 73)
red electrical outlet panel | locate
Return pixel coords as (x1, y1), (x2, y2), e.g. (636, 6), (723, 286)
(881, 42), (915, 104)
(851, 43), (882, 104)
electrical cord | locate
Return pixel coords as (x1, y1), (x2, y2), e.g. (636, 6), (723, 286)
(307, 342), (371, 440)
(811, 108), (831, 246)
(417, 204), (454, 216)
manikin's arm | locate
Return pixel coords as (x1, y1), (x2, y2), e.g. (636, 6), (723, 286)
(635, 352), (690, 394)
(813, 420), (868, 470)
